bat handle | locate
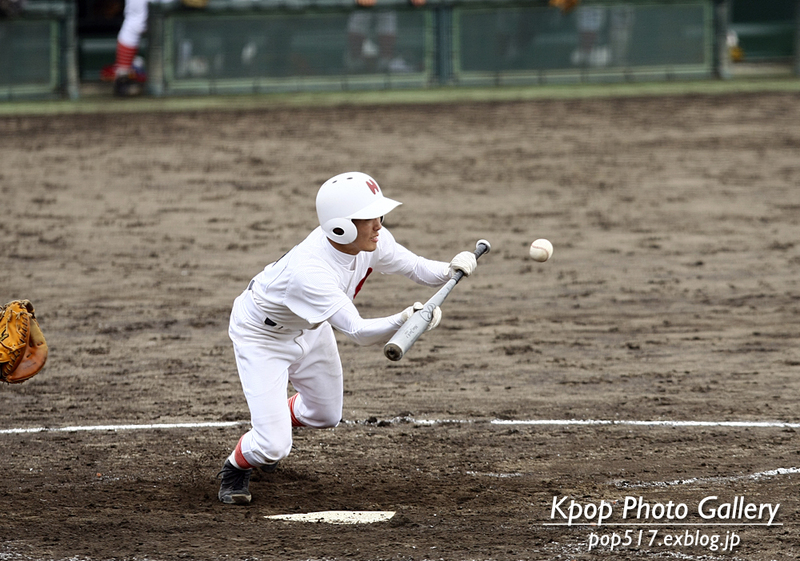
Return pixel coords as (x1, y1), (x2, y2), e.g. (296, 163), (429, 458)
(453, 239), (492, 283)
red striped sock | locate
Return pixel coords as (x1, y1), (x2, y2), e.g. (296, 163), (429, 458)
(232, 434), (254, 470)
(114, 41), (138, 74)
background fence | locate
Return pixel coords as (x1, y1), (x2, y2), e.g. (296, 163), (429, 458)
(1, 0), (798, 100)
(146, 0), (718, 95)
(0, 0), (78, 99)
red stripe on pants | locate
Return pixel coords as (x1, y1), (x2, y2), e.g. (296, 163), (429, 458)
(288, 394), (304, 427)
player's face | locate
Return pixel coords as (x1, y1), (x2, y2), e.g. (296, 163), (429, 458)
(328, 217), (382, 255)
(349, 217), (382, 253)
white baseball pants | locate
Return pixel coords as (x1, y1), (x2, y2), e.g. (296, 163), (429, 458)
(118, 0), (171, 48)
(228, 290), (343, 467)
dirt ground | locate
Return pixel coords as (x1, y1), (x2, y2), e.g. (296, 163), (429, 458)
(0, 91), (799, 560)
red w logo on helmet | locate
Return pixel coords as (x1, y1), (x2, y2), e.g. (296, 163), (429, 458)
(366, 179), (380, 195)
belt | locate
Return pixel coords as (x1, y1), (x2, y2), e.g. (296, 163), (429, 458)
(247, 280), (279, 327)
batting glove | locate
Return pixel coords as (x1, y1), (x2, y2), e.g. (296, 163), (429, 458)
(400, 302), (423, 323)
(400, 302), (442, 331)
(449, 251), (477, 277)
(426, 306), (442, 331)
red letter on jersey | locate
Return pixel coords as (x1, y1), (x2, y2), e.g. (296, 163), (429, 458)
(353, 268), (373, 298)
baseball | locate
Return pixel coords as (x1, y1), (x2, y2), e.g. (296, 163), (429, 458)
(529, 238), (553, 262)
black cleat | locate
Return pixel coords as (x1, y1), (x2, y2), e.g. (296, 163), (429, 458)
(217, 459), (252, 505)
(113, 73), (144, 97)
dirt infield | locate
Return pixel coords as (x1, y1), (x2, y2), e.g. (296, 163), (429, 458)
(1, 91), (799, 560)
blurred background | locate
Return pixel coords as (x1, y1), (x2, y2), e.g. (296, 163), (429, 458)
(0, 0), (798, 100)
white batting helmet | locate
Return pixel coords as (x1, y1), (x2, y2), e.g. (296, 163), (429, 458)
(316, 172), (401, 244)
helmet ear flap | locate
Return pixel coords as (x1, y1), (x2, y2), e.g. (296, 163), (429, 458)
(321, 218), (358, 244)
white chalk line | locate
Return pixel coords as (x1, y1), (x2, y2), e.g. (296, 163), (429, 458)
(491, 419), (800, 429)
(615, 466), (800, 489)
(0, 420), (246, 435)
(2, 416), (799, 435)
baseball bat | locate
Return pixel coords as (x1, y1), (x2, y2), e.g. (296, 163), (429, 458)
(383, 239), (491, 361)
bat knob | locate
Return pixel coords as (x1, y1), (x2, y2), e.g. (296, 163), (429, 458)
(476, 239), (491, 254)
(383, 342), (403, 361)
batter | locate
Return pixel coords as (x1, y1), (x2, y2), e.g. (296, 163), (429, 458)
(218, 171), (477, 504)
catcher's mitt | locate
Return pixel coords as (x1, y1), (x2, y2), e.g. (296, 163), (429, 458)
(0, 300), (48, 384)
(549, 0), (579, 13)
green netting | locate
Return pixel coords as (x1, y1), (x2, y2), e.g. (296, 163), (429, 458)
(167, 10), (428, 81)
(456, 2), (710, 74)
(0, 21), (55, 88)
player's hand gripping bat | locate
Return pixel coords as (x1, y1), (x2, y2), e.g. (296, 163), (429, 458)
(383, 239), (491, 361)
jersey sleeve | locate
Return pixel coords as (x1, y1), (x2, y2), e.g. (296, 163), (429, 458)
(373, 228), (451, 287)
(284, 266), (351, 325)
(328, 300), (405, 346)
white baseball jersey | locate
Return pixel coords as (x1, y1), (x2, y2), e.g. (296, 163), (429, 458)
(247, 226), (450, 336)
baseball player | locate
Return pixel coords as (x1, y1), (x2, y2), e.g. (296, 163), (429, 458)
(217, 172), (478, 505)
(99, 0), (158, 96)
(101, 0), (205, 96)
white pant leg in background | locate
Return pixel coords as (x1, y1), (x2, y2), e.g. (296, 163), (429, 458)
(375, 11), (397, 37)
(347, 11), (397, 37)
(118, 0), (172, 48)
(118, 0), (149, 48)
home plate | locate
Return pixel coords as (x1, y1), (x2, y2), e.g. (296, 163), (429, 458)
(265, 510), (396, 524)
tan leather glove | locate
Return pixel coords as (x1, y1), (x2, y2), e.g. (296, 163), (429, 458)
(0, 300), (48, 384)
